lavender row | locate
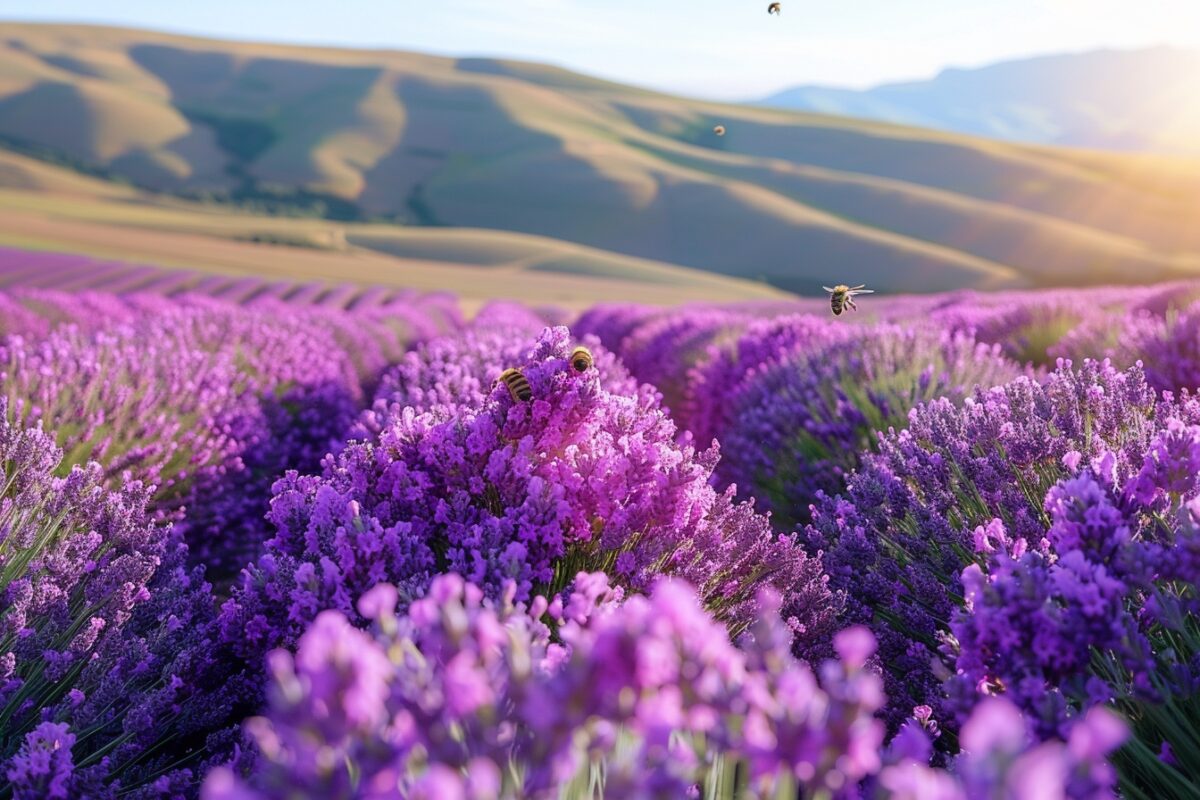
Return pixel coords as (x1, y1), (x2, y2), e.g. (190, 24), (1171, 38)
(204, 572), (1124, 800)
(0, 246), (464, 318)
(0, 399), (248, 797)
(803, 359), (1200, 796)
(0, 289), (461, 578)
(218, 326), (835, 669)
(4, 274), (1200, 799)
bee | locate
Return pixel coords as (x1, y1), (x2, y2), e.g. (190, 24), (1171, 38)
(768, 2), (782, 15)
(496, 367), (532, 402)
(823, 284), (875, 316)
(569, 346), (594, 373)
(713, 124), (726, 136)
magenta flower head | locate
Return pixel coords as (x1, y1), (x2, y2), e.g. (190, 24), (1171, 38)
(207, 573), (879, 799)
(357, 583), (400, 623)
(834, 626), (878, 670)
(222, 326), (836, 665)
(281, 610), (393, 735)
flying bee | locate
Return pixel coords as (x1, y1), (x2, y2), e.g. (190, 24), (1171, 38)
(768, 2), (782, 15)
(569, 346), (594, 373)
(713, 124), (726, 136)
(496, 367), (532, 402)
(823, 284), (875, 315)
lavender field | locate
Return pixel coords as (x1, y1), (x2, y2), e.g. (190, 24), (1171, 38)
(1, 246), (1199, 799)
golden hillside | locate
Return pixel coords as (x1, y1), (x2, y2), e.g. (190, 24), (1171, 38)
(2, 22), (1200, 293)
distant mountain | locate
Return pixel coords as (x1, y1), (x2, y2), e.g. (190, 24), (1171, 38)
(1, 24), (1200, 294)
(760, 47), (1200, 156)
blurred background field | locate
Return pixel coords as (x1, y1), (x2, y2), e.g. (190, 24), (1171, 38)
(0, 21), (1199, 307)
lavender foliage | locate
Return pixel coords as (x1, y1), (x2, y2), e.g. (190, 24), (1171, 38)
(205, 572), (1124, 800)
(3, 269), (1200, 799)
(711, 324), (1020, 527)
(220, 326), (835, 667)
(0, 400), (248, 799)
(0, 292), (454, 579)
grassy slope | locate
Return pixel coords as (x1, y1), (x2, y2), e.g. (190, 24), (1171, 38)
(1, 23), (1199, 293)
(0, 151), (786, 309)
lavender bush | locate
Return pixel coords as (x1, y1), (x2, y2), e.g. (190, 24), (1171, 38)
(0, 399), (248, 799)
(709, 324), (1020, 527)
(590, 309), (750, 418)
(0, 293), (455, 579)
(3, 269), (1199, 799)
(804, 358), (1200, 795)
(933, 298), (1100, 367)
(948, 418), (1200, 797)
(219, 326), (835, 666)
(353, 303), (638, 438)
(683, 313), (837, 446)
(204, 572), (1125, 800)
(1053, 300), (1200, 394)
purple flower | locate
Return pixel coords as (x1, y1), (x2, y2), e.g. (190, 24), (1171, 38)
(6, 723), (76, 800)
(0, 288), (459, 582)
(208, 573), (879, 798)
(210, 572), (1127, 800)
(0, 399), (250, 798)
(287, 611), (393, 734)
(804, 359), (1182, 732)
(935, 297), (1099, 367)
(595, 308), (750, 419)
(222, 326), (835, 665)
(702, 322), (1019, 527)
(878, 697), (1125, 800)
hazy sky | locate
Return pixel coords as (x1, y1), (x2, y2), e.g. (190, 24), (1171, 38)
(5, 0), (1200, 98)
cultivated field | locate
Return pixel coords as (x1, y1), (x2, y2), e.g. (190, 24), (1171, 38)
(1, 261), (1198, 798)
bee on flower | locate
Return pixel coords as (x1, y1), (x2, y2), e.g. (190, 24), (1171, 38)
(569, 346), (594, 372)
(496, 367), (532, 401)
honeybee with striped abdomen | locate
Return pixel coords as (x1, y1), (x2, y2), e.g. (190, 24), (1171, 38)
(823, 284), (874, 316)
(496, 368), (532, 402)
(570, 346), (594, 372)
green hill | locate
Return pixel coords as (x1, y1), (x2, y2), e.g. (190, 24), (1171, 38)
(2, 22), (1200, 293)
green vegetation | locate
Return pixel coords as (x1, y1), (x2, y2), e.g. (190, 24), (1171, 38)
(405, 182), (444, 226)
(0, 133), (128, 185)
(180, 185), (367, 220)
(183, 110), (279, 163)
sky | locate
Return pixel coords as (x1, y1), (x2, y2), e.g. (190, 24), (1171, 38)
(3, 0), (1200, 99)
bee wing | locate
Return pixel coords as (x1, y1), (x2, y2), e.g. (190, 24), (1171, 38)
(821, 286), (835, 293)
(850, 288), (875, 295)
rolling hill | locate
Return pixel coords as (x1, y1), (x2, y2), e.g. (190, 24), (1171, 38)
(2, 23), (1200, 294)
(0, 150), (788, 310)
(760, 47), (1200, 156)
